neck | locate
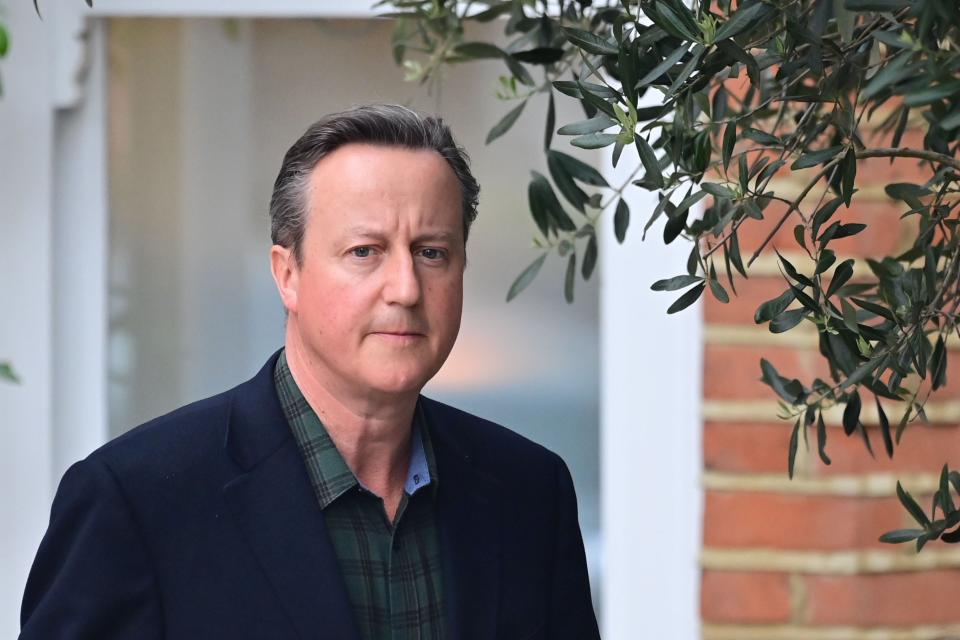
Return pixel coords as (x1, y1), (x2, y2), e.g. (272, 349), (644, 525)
(283, 331), (417, 499)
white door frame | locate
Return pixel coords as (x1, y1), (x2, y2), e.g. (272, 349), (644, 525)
(1, 2), (703, 637)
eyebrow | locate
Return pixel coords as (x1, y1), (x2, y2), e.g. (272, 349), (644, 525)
(343, 226), (458, 243)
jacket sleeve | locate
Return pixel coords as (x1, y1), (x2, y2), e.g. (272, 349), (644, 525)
(547, 456), (601, 640)
(20, 457), (164, 640)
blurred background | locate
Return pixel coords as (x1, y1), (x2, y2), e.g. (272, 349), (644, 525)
(105, 7), (607, 614)
(6, 4), (692, 638)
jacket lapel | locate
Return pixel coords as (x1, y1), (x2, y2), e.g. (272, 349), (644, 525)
(222, 351), (361, 640)
(424, 399), (502, 640)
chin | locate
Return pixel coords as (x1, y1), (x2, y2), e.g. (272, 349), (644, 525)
(368, 367), (436, 394)
(368, 382), (428, 398)
(363, 369), (433, 396)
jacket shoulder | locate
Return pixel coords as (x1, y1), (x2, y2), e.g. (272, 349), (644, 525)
(86, 386), (235, 481)
(420, 395), (564, 475)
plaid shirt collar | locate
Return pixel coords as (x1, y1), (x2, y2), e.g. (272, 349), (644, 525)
(274, 349), (439, 509)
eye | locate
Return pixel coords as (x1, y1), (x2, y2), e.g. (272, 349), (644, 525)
(349, 246), (373, 258)
(419, 247), (446, 261)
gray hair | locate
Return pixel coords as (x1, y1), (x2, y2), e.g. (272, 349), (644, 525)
(270, 103), (480, 265)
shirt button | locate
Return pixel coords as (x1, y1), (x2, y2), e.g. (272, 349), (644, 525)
(413, 474), (421, 485)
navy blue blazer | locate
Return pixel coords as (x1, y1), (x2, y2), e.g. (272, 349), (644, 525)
(20, 350), (600, 639)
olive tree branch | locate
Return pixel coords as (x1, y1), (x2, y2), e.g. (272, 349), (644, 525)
(855, 148), (960, 172)
(745, 153), (847, 267)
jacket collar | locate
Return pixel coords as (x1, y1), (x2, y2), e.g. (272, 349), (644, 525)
(223, 349), (361, 640)
(223, 349), (291, 472)
(222, 349), (502, 640)
(421, 397), (502, 640)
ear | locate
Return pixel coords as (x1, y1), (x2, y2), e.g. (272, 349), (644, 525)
(270, 244), (300, 314)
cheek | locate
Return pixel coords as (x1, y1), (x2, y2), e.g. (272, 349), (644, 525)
(430, 279), (463, 329)
(299, 280), (361, 335)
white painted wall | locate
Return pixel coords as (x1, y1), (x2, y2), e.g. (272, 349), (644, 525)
(600, 142), (704, 637)
(90, 0), (377, 17)
(0, 4), (56, 637)
(51, 20), (109, 487)
(178, 20), (258, 397)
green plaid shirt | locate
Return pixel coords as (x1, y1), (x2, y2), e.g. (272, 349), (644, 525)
(273, 350), (445, 640)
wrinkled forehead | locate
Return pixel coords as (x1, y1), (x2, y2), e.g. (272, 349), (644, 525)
(304, 143), (464, 240)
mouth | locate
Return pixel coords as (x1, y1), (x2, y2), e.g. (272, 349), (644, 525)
(373, 330), (425, 336)
(371, 331), (426, 341)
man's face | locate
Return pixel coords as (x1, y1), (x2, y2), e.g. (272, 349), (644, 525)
(275, 143), (466, 399)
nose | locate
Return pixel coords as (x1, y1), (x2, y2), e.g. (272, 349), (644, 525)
(382, 250), (422, 307)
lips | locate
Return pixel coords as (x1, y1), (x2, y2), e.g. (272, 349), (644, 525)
(370, 330), (427, 343)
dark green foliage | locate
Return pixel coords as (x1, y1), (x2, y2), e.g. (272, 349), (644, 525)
(383, 0), (960, 550)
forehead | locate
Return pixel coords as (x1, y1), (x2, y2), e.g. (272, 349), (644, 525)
(302, 143), (464, 243)
(306, 143), (461, 214)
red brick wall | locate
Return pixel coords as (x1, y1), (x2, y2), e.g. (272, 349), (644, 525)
(699, 122), (960, 639)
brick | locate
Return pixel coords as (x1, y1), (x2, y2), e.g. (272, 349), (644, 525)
(704, 422), (794, 474)
(804, 571), (960, 625)
(719, 71), (751, 102)
(704, 421), (960, 476)
(705, 276), (789, 324)
(703, 491), (909, 550)
(933, 349), (960, 399)
(859, 154), (941, 186)
(701, 571), (792, 623)
(699, 198), (918, 329)
(878, 127), (926, 153)
(704, 345), (831, 401)
(706, 344), (960, 401)
(733, 198), (913, 257)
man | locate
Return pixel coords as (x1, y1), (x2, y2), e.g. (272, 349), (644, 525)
(20, 104), (600, 639)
